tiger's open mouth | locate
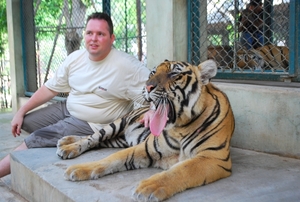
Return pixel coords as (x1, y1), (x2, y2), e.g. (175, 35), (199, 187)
(149, 97), (177, 136)
(150, 103), (169, 136)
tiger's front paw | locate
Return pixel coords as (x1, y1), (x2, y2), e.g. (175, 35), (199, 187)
(56, 136), (84, 159)
(132, 178), (171, 202)
(64, 163), (104, 181)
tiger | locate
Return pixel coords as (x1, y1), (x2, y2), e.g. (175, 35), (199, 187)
(236, 44), (289, 71)
(56, 59), (235, 202)
(236, 48), (264, 70)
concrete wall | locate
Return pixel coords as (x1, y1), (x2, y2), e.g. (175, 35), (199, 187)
(146, 0), (300, 158)
(146, 0), (187, 68)
(216, 83), (300, 158)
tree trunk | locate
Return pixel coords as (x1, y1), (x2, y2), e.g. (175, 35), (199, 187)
(63, 0), (87, 55)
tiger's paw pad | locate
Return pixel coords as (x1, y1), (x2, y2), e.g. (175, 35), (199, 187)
(132, 182), (168, 202)
(56, 143), (82, 159)
(64, 166), (93, 181)
(57, 136), (83, 147)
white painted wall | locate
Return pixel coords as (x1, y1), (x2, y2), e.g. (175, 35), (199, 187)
(217, 83), (300, 158)
(146, 0), (187, 68)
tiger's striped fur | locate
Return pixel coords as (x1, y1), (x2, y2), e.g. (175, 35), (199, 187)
(236, 44), (289, 71)
(57, 59), (235, 202)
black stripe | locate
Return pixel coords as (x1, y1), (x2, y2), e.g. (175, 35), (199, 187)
(183, 86), (220, 149)
(218, 150), (231, 162)
(182, 61), (189, 66)
(188, 94), (232, 154)
(105, 123), (116, 141)
(145, 139), (154, 167)
(163, 131), (180, 150)
(124, 152), (136, 170)
(189, 128), (221, 153)
(182, 97), (220, 151)
(128, 152), (136, 169)
(99, 129), (106, 142)
(137, 128), (151, 144)
(153, 137), (162, 159)
(218, 164), (232, 173)
(204, 139), (227, 151)
(115, 118), (127, 138)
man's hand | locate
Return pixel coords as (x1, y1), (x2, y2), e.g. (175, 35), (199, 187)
(10, 85), (59, 137)
(11, 111), (25, 137)
(140, 109), (155, 128)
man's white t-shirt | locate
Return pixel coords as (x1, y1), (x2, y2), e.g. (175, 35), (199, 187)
(45, 48), (150, 132)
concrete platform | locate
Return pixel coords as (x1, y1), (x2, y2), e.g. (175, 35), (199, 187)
(0, 112), (27, 202)
(1, 111), (300, 202)
(10, 147), (300, 202)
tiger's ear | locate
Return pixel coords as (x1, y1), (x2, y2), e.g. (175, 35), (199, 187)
(198, 59), (217, 85)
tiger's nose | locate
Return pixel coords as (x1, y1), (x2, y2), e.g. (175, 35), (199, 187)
(146, 85), (155, 93)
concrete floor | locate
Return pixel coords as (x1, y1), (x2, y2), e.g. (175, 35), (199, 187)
(1, 112), (300, 202)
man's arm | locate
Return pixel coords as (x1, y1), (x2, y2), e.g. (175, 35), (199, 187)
(11, 85), (59, 136)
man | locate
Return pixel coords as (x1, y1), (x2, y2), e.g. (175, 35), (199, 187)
(238, 0), (264, 49)
(0, 12), (151, 178)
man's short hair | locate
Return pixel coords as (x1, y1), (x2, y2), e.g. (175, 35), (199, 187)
(249, 0), (262, 7)
(85, 12), (114, 35)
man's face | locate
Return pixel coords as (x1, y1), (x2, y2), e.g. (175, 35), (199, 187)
(253, 4), (263, 13)
(84, 19), (115, 61)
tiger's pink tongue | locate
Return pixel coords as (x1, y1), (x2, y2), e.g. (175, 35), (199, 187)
(150, 104), (169, 136)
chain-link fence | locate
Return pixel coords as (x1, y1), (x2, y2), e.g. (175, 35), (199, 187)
(30, 0), (146, 93)
(189, 0), (290, 76)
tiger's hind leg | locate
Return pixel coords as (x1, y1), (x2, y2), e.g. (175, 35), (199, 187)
(57, 133), (100, 159)
(56, 107), (149, 159)
(57, 135), (84, 146)
(64, 142), (152, 181)
(56, 112), (139, 159)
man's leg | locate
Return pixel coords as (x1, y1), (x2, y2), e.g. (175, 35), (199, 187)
(24, 115), (94, 148)
(0, 142), (28, 178)
(0, 101), (65, 178)
(22, 100), (70, 133)
(0, 114), (93, 178)
(0, 100), (75, 178)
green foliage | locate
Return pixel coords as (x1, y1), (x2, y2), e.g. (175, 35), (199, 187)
(226, 24), (236, 46)
(34, 0), (65, 40)
(112, 0), (145, 55)
(34, 0), (63, 26)
(208, 35), (222, 46)
(0, 0), (7, 57)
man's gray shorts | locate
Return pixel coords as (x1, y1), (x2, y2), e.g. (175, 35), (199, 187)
(23, 100), (94, 148)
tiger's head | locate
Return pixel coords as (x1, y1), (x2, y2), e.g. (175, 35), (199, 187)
(236, 48), (264, 71)
(143, 59), (217, 136)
